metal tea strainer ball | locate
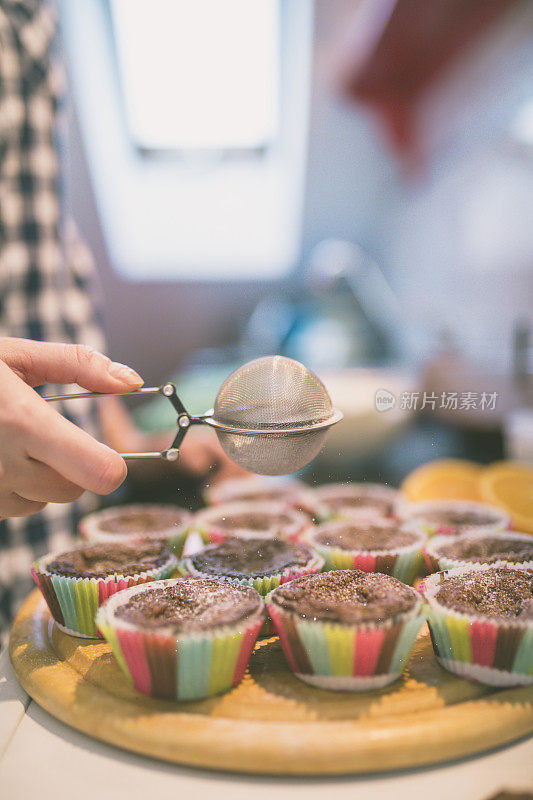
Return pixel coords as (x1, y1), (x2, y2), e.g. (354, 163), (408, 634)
(45, 355), (343, 475)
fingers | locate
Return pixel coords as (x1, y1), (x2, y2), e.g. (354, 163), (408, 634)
(0, 352), (129, 520)
(27, 408), (127, 495)
(14, 459), (85, 504)
(0, 360), (129, 495)
(0, 492), (47, 518)
(0, 337), (143, 392)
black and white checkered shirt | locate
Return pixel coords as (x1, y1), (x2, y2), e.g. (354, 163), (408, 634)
(0, 0), (106, 634)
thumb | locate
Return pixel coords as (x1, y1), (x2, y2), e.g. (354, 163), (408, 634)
(0, 338), (144, 392)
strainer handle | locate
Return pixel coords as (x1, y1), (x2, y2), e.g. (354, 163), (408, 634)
(44, 382), (195, 461)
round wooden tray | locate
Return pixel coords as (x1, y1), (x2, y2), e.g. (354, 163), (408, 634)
(9, 590), (533, 775)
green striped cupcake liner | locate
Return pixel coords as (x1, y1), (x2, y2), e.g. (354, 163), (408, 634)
(179, 548), (324, 637)
(186, 501), (314, 546)
(304, 524), (427, 585)
(178, 550), (324, 596)
(423, 530), (533, 574)
(310, 482), (402, 523)
(267, 584), (425, 691)
(79, 504), (192, 546)
(31, 549), (178, 638)
(400, 500), (510, 539)
(422, 564), (533, 686)
(96, 578), (265, 701)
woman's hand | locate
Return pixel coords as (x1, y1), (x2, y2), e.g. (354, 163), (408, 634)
(0, 337), (143, 517)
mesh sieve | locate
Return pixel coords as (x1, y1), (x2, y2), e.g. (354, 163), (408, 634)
(44, 355), (341, 476)
(207, 356), (341, 474)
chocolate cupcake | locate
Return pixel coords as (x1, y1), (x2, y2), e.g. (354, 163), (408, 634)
(424, 530), (533, 573)
(310, 482), (401, 522)
(204, 476), (312, 509)
(267, 570), (425, 691)
(423, 564), (533, 686)
(401, 500), (510, 538)
(97, 577), (265, 701)
(79, 504), (191, 546)
(190, 500), (313, 545)
(32, 541), (178, 637)
(304, 518), (427, 584)
(179, 536), (324, 595)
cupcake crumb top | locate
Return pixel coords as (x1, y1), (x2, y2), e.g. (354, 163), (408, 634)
(435, 568), (533, 620)
(270, 569), (418, 624)
(115, 578), (263, 632)
(437, 535), (533, 565)
(47, 541), (172, 579)
(315, 484), (397, 516)
(415, 508), (498, 529)
(314, 522), (418, 552)
(191, 537), (314, 579)
(210, 511), (295, 532)
(98, 507), (188, 534)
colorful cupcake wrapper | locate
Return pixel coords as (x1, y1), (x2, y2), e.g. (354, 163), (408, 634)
(266, 596), (425, 692)
(203, 477), (309, 508)
(311, 483), (401, 523)
(423, 531), (533, 574)
(435, 658), (533, 687)
(304, 526), (427, 585)
(422, 564), (533, 686)
(400, 500), (510, 538)
(295, 672), (402, 691)
(96, 578), (265, 701)
(168, 525), (198, 557)
(31, 551), (178, 638)
(178, 551), (325, 597)
(190, 501), (313, 545)
(79, 504), (191, 545)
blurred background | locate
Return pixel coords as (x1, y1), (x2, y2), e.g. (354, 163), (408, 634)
(59, 0), (533, 489)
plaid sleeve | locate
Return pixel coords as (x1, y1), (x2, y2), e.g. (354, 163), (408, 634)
(0, 1), (106, 636)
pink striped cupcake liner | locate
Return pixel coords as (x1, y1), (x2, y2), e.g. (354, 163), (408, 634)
(32, 547), (178, 638)
(399, 500), (510, 538)
(304, 522), (427, 585)
(267, 583), (425, 691)
(189, 500), (314, 545)
(422, 564), (533, 686)
(423, 530), (533, 574)
(96, 578), (265, 701)
(178, 549), (324, 597)
(79, 504), (192, 550)
(309, 483), (402, 523)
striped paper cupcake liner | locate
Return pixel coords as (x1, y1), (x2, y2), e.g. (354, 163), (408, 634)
(79, 504), (191, 546)
(304, 527), (427, 585)
(31, 550), (178, 638)
(96, 578), (265, 701)
(267, 593), (425, 692)
(400, 500), (510, 539)
(423, 531), (533, 574)
(178, 550), (325, 597)
(422, 564), (533, 687)
(310, 483), (402, 524)
(203, 476), (313, 512)
(189, 501), (313, 545)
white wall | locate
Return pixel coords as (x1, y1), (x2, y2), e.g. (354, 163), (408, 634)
(66, 0), (533, 381)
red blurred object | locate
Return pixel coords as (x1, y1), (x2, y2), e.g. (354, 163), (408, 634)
(341, 0), (520, 156)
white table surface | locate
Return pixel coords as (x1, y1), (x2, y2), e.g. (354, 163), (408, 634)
(1, 647), (532, 800)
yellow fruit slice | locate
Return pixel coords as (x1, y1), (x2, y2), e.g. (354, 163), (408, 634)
(479, 461), (533, 533)
(401, 459), (483, 502)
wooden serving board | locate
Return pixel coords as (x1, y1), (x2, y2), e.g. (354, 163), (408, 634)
(9, 590), (533, 775)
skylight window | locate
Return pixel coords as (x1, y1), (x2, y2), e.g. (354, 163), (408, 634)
(111, 0), (280, 152)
